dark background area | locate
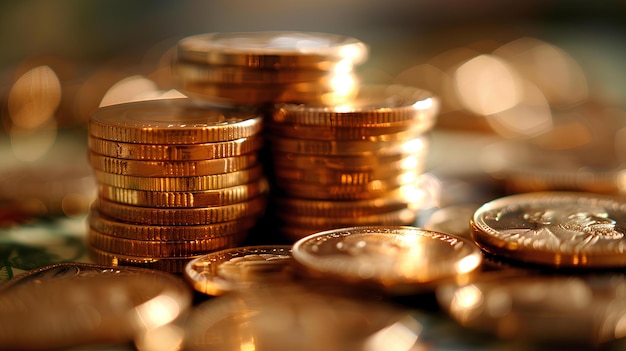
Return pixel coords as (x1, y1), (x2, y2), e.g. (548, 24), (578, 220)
(1, 0), (625, 106)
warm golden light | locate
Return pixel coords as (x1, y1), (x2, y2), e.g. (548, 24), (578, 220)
(486, 80), (553, 138)
(8, 65), (61, 129)
(454, 54), (523, 116)
(134, 294), (182, 330)
(493, 37), (589, 107)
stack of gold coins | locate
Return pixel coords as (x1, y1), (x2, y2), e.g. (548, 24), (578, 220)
(170, 31), (368, 106)
(86, 98), (268, 273)
(267, 85), (440, 241)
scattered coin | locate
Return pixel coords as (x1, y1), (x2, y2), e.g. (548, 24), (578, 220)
(292, 226), (482, 295)
(471, 191), (626, 268)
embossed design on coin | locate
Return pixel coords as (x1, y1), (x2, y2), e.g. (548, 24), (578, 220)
(292, 226), (482, 295)
(184, 245), (294, 295)
(471, 192), (626, 267)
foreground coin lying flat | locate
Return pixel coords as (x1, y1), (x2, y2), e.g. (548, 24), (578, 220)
(0, 263), (193, 350)
(292, 226), (482, 295)
(436, 271), (626, 346)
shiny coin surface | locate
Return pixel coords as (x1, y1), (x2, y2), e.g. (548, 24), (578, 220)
(292, 226), (482, 295)
(273, 163), (423, 185)
(268, 133), (426, 156)
(179, 75), (358, 106)
(89, 246), (198, 273)
(88, 152), (258, 177)
(267, 122), (428, 141)
(95, 195), (267, 225)
(88, 98), (262, 144)
(275, 175), (421, 200)
(271, 84), (439, 128)
(277, 207), (418, 229)
(88, 229), (248, 257)
(436, 272), (626, 346)
(0, 263), (192, 350)
(97, 177), (268, 207)
(273, 194), (415, 218)
(92, 164), (264, 191)
(471, 192), (626, 268)
(184, 245), (294, 295)
(176, 31), (368, 69)
(182, 283), (417, 351)
(173, 61), (330, 84)
(88, 135), (263, 161)
(89, 209), (260, 241)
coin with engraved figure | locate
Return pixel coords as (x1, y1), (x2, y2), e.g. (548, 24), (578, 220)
(184, 245), (294, 295)
(292, 226), (482, 295)
(471, 192), (626, 268)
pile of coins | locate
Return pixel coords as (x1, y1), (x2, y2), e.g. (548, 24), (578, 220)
(86, 98), (268, 273)
(266, 85), (440, 240)
(171, 31), (368, 106)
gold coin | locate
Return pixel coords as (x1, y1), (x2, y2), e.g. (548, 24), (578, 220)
(271, 84), (439, 128)
(88, 209), (260, 241)
(179, 74), (358, 106)
(272, 162), (423, 185)
(436, 272), (626, 345)
(92, 164), (264, 191)
(292, 226), (482, 295)
(89, 246), (197, 273)
(88, 98), (263, 144)
(88, 135), (263, 161)
(88, 229), (248, 257)
(471, 191), (626, 268)
(88, 152), (258, 177)
(95, 195), (267, 225)
(98, 178), (269, 207)
(184, 245), (294, 296)
(173, 61), (331, 84)
(176, 31), (368, 69)
(273, 193), (415, 218)
(271, 151), (424, 171)
(268, 133), (427, 156)
(267, 121), (431, 141)
(182, 283), (413, 351)
(276, 207), (417, 228)
(275, 173), (421, 200)
(0, 263), (192, 349)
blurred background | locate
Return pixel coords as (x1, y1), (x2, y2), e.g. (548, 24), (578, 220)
(1, 0), (626, 216)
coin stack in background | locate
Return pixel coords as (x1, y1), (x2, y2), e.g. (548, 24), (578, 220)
(86, 98), (267, 273)
(266, 85), (440, 241)
(170, 31), (368, 107)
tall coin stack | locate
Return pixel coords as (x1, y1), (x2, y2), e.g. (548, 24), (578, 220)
(266, 85), (440, 241)
(170, 31), (369, 107)
(87, 99), (267, 273)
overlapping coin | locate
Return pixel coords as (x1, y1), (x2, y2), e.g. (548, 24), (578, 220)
(86, 98), (267, 272)
(470, 191), (626, 268)
(171, 31), (368, 106)
(184, 245), (295, 296)
(292, 226), (482, 295)
(267, 85), (440, 240)
(0, 262), (192, 350)
(436, 271), (626, 346)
